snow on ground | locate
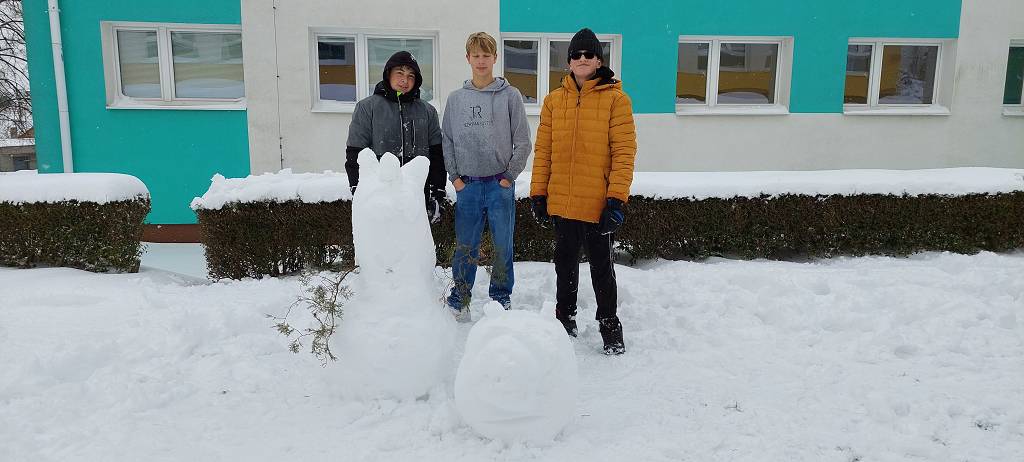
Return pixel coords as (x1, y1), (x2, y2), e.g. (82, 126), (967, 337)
(1, 248), (1023, 461)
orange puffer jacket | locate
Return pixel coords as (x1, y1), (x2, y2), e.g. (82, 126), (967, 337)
(530, 71), (637, 223)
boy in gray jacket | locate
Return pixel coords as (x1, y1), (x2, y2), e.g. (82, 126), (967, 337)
(346, 51), (447, 222)
(443, 32), (532, 320)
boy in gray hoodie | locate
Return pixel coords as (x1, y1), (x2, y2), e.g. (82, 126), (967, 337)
(442, 32), (532, 320)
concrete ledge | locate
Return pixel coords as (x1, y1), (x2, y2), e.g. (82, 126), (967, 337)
(143, 224), (201, 243)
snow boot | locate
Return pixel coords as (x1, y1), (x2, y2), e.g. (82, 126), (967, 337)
(598, 317), (625, 355)
(555, 307), (578, 337)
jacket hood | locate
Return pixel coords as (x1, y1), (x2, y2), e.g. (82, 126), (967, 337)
(461, 77), (510, 92)
(381, 51), (424, 92)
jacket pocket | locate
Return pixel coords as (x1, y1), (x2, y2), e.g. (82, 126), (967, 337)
(413, 117), (429, 156)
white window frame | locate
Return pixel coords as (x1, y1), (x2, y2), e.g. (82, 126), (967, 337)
(844, 38), (955, 116)
(675, 36), (793, 116)
(499, 32), (622, 116)
(309, 28), (439, 113)
(1004, 39), (1024, 117)
(101, 21), (245, 110)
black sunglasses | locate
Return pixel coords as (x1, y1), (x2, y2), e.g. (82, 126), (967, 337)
(569, 50), (597, 60)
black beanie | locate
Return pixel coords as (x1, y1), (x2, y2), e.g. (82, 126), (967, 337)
(567, 28), (603, 63)
(382, 51), (423, 92)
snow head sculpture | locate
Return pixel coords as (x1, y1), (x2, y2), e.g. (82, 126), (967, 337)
(454, 302), (579, 443)
(351, 149), (437, 292)
(329, 149), (456, 401)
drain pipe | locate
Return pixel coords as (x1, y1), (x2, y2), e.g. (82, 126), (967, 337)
(47, 0), (73, 173)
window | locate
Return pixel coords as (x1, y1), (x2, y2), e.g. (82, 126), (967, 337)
(1004, 41), (1024, 116)
(101, 22), (244, 109)
(676, 36), (792, 115)
(844, 39), (955, 115)
(500, 33), (620, 113)
(310, 29), (438, 112)
(12, 155), (33, 171)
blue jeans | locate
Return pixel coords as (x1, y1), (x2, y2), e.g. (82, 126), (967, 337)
(447, 179), (516, 309)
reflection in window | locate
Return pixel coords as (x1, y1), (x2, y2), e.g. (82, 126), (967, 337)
(171, 32), (245, 99)
(878, 45), (938, 105)
(318, 37), (357, 102)
(12, 155), (33, 171)
(367, 38), (434, 101)
(548, 40), (611, 90)
(1004, 46), (1024, 105)
(717, 43), (778, 104)
(844, 45), (873, 104)
(503, 40), (539, 103)
(117, 30), (161, 98)
(677, 42), (709, 104)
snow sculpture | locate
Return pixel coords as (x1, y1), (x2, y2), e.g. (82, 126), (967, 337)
(454, 301), (578, 443)
(329, 149), (456, 400)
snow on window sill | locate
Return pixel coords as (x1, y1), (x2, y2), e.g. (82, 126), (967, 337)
(107, 97), (246, 111)
(843, 105), (951, 116)
(675, 105), (790, 116)
(1003, 106), (1024, 117)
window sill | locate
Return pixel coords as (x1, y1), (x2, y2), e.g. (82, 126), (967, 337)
(107, 98), (246, 111)
(311, 101), (357, 114)
(1003, 107), (1024, 117)
(525, 105), (541, 116)
(843, 105), (951, 116)
(675, 105), (790, 116)
(311, 99), (440, 114)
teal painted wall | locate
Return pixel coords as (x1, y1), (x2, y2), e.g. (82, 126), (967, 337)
(500, 0), (962, 113)
(23, 0), (249, 224)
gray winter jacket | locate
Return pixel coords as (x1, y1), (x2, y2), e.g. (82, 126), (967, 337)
(441, 78), (532, 182)
(346, 81), (445, 195)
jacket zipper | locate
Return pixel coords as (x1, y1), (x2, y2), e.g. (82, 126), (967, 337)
(397, 92), (406, 164)
(567, 86), (581, 218)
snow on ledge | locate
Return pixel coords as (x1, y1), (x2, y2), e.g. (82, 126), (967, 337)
(191, 169), (352, 210)
(513, 167), (1024, 200)
(191, 167), (1024, 210)
(0, 171), (149, 204)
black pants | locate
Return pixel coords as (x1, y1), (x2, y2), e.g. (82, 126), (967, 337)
(553, 217), (618, 321)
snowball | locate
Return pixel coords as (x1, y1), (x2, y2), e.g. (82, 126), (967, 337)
(455, 302), (578, 443)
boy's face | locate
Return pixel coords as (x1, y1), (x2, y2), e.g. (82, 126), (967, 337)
(389, 65), (416, 94)
(466, 48), (497, 79)
(569, 51), (602, 81)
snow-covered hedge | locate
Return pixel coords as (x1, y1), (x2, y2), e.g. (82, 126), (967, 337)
(193, 168), (1024, 278)
(0, 171), (151, 272)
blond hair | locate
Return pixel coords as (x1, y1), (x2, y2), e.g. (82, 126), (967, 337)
(465, 32), (497, 55)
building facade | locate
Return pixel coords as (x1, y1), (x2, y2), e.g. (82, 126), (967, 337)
(24, 0), (1024, 227)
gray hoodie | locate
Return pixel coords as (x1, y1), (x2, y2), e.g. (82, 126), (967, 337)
(441, 78), (532, 182)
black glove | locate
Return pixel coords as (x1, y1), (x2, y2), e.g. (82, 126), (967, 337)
(598, 198), (625, 235)
(425, 197), (441, 224)
(531, 196), (551, 229)
(426, 190), (445, 224)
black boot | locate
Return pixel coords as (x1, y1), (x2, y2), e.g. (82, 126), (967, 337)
(598, 317), (625, 355)
(556, 306), (578, 338)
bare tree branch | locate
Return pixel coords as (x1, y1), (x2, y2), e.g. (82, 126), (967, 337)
(0, 0), (30, 135)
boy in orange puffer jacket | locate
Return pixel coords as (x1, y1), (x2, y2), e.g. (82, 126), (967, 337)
(529, 27), (637, 355)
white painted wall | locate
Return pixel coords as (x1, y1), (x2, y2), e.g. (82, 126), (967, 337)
(243, 0), (1022, 175)
(242, 0), (499, 174)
